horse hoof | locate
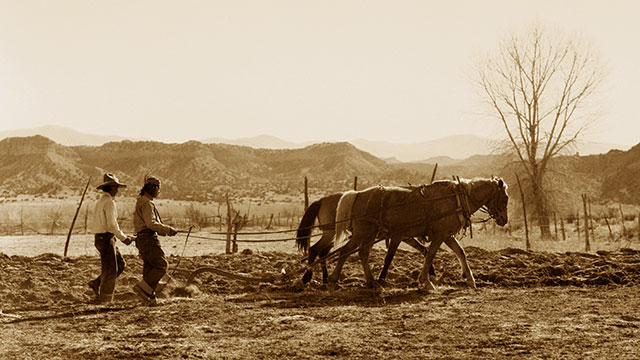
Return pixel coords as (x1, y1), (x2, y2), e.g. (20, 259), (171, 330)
(292, 279), (305, 292)
(418, 281), (437, 293)
(367, 281), (385, 293)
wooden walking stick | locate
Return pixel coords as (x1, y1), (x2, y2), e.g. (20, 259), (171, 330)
(64, 177), (91, 258)
(156, 226), (193, 296)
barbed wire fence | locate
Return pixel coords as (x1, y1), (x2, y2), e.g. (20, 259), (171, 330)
(1, 177), (639, 254)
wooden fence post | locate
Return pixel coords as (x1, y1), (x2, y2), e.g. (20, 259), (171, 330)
(232, 222), (239, 254)
(266, 214), (274, 229)
(619, 204), (627, 239)
(20, 208), (24, 236)
(430, 163), (439, 184)
(588, 197), (595, 242)
(602, 212), (614, 240)
(225, 194), (232, 254)
(576, 211), (581, 243)
(304, 176), (309, 211)
(515, 174), (530, 251)
(560, 217), (566, 241)
(84, 204), (89, 234)
(553, 212), (558, 240)
(354, 176), (358, 191)
(582, 194), (590, 252)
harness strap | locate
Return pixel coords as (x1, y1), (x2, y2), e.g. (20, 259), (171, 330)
(454, 177), (473, 239)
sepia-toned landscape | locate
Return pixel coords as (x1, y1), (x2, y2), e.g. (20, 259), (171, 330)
(1, 131), (639, 359)
(3, 2), (640, 359)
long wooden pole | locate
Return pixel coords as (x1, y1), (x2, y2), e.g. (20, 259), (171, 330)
(64, 177), (91, 258)
(430, 163), (439, 184)
(515, 174), (529, 251)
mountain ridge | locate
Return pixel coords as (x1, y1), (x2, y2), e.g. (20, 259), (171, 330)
(1, 135), (638, 207)
(1, 125), (629, 162)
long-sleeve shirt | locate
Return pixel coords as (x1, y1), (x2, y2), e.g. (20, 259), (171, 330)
(92, 193), (127, 241)
(133, 194), (173, 236)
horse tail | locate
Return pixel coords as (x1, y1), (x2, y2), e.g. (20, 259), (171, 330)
(334, 190), (358, 248)
(296, 199), (323, 252)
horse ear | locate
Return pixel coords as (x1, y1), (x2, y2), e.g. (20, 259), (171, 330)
(498, 179), (504, 188)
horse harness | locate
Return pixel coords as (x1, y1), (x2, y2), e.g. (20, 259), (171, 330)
(352, 180), (502, 240)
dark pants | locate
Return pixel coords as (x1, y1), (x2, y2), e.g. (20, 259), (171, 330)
(92, 233), (125, 301)
(135, 232), (168, 291)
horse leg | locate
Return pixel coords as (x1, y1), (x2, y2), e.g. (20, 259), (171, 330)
(418, 236), (444, 291)
(302, 231), (333, 284)
(444, 236), (476, 288)
(327, 234), (360, 291)
(378, 237), (402, 284)
(403, 237), (435, 276)
(319, 246), (331, 283)
(302, 243), (318, 284)
(358, 238), (381, 289)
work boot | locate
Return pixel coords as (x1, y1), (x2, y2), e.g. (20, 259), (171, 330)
(133, 282), (158, 306)
(88, 279), (100, 298)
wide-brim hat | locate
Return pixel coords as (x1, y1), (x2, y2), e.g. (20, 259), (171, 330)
(96, 173), (127, 190)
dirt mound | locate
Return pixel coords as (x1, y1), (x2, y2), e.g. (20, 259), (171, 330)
(1, 247), (639, 312)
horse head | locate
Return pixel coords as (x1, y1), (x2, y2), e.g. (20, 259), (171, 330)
(487, 177), (509, 226)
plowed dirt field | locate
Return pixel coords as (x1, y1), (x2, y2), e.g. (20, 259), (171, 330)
(2, 244), (640, 359)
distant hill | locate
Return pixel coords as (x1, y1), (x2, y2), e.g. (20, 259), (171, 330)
(1, 126), (629, 162)
(0, 125), (136, 146)
(201, 134), (313, 149)
(351, 136), (630, 162)
(351, 135), (494, 162)
(0, 137), (392, 200)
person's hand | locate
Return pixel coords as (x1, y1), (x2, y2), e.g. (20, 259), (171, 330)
(168, 227), (178, 237)
(123, 236), (134, 245)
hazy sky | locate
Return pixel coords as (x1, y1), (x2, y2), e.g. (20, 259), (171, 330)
(1, 0), (638, 145)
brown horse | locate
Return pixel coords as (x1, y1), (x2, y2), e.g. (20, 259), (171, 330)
(328, 177), (509, 291)
(295, 190), (434, 285)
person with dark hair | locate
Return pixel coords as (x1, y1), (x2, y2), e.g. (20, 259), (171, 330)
(132, 175), (177, 305)
(89, 173), (134, 304)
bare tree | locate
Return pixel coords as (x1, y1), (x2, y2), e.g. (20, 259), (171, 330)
(475, 23), (605, 238)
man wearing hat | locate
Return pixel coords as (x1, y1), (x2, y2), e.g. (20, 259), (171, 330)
(132, 175), (178, 305)
(89, 173), (134, 303)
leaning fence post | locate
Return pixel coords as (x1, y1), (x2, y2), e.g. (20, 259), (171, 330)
(64, 177), (91, 258)
(353, 176), (358, 191)
(304, 176), (309, 211)
(602, 212), (614, 240)
(515, 174), (529, 251)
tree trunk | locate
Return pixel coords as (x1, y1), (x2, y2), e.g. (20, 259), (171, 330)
(531, 174), (551, 238)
